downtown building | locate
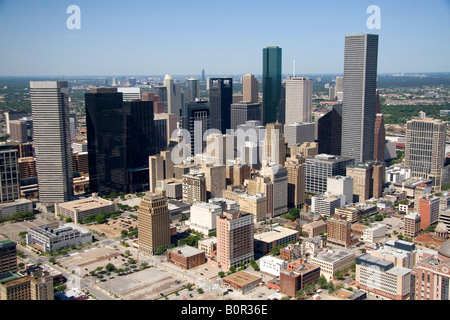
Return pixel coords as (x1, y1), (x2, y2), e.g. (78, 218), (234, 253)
(263, 46), (283, 124)
(30, 81), (73, 204)
(341, 34), (379, 163)
(284, 76), (313, 124)
(208, 77), (233, 133)
(404, 112), (447, 191)
(216, 210), (254, 271)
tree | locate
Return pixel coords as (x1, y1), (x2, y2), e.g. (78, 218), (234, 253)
(318, 275), (328, 289)
(105, 263), (116, 272)
(327, 281), (335, 293)
(295, 289), (305, 299)
(155, 245), (167, 255)
(65, 216), (73, 223)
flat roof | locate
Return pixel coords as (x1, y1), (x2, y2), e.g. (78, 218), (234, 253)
(388, 266), (411, 276)
(56, 197), (114, 211)
(254, 226), (299, 243)
(311, 249), (355, 264)
(223, 271), (261, 286)
(168, 245), (204, 257)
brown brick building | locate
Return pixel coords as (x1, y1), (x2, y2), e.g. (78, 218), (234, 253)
(279, 261), (320, 297)
(166, 245), (206, 270)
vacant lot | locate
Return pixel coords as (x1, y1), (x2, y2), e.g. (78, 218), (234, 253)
(0, 215), (53, 242)
(85, 216), (137, 239)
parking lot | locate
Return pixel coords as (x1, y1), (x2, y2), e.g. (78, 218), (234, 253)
(0, 214), (53, 242)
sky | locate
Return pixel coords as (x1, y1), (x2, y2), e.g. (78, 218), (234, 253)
(0, 0), (449, 76)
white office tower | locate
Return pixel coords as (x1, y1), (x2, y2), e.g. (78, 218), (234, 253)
(188, 202), (223, 236)
(30, 81), (73, 204)
(117, 87), (141, 101)
(284, 77), (313, 124)
(164, 74), (183, 121)
(327, 176), (354, 205)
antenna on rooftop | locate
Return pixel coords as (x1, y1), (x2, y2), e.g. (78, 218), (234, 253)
(293, 51), (296, 78)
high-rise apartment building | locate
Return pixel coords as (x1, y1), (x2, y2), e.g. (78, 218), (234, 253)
(263, 46), (283, 125)
(284, 77), (312, 124)
(405, 113), (447, 191)
(216, 210), (254, 270)
(341, 34), (379, 162)
(242, 73), (259, 103)
(30, 81), (73, 204)
(137, 194), (171, 255)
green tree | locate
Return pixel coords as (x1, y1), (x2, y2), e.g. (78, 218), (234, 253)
(327, 281), (335, 293)
(105, 263), (116, 272)
(318, 275), (328, 289)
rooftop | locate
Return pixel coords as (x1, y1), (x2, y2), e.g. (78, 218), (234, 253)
(254, 226), (299, 243)
(168, 245), (204, 258)
(311, 249), (355, 264)
(56, 196), (114, 211)
(223, 271), (261, 286)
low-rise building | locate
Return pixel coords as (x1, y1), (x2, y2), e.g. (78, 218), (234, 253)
(362, 223), (386, 243)
(308, 249), (355, 281)
(166, 245), (206, 270)
(222, 271), (262, 294)
(26, 224), (92, 253)
(279, 261), (320, 297)
(302, 220), (327, 238)
(0, 198), (33, 221)
(197, 237), (217, 258)
(0, 270), (53, 300)
(54, 194), (117, 224)
(187, 202), (222, 236)
(254, 226), (300, 258)
(259, 256), (288, 277)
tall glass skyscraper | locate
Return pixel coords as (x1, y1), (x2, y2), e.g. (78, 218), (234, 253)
(208, 77), (233, 133)
(30, 81), (73, 204)
(341, 34), (379, 163)
(262, 46), (283, 125)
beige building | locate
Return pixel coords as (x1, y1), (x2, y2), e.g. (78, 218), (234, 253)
(285, 160), (305, 208)
(200, 162), (226, 198)
(149, 155), (164, 193)
(242, 73), (259, 103)
(197, 237), (217, 258)
(182, 171), (206, 205)
(404, 212), (422, 238)
(0, 271), (53, 300)
(302, 220), (327, 238)
(308, 249), (355, 281)
(55, 194), (117, 224)
(327, 213), (352, 247)
(246, 176), (273, 215)
(263, 122), (286, 166)
(238, 193), (267, 222)
(288, 142), (318, 159)
(138, 194), (171, 255)
(154, 113), (178, 145)
(18, 157), (36, 180)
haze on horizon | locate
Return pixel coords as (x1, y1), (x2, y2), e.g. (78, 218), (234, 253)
(0, 0), (449, 77)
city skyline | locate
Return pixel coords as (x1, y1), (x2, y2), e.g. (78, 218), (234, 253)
(0, 0), (449, 76)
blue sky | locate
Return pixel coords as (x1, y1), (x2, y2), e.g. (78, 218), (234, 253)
(0, 0), (449, 76)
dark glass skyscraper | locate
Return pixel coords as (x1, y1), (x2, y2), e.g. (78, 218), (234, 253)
(85, 88), (127, 195)
(208, 77), (233, 133)
(263, 46), (283, 125)
(317, 104), (342, 156)
(341, 34), (379, 162)
(182, 101), (210, 156)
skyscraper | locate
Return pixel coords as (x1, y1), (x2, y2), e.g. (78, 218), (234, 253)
(263, 46), (283, 125)
(182, 101), (210, 157)
(341, 34), (379, 163)
(284, 77), (313, 124)
(208, 78), (233, 133)
(137, 194), (171, 255)
(163, 74), (183, 121)
(242, 73), (259, 103)
(0, 145), (20, 204)
(374, 90), (386, 162)
(405, 112), (447, 190)
(230, 102), (261, 130)
(216, 210), (254, 270)
(317, 104), (342, 155)
(85, 88), (127, 195)
(187, 78), (200, 102)
(30, 81), (73, 204)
